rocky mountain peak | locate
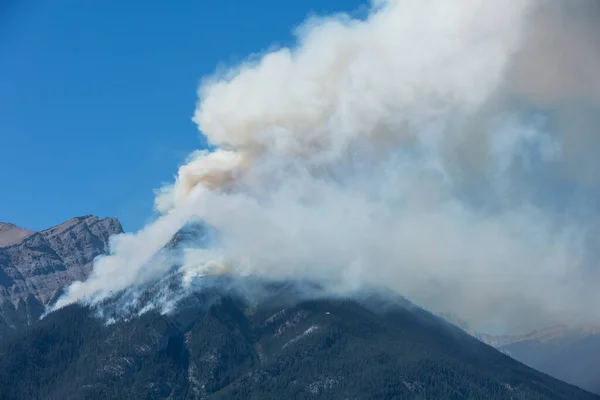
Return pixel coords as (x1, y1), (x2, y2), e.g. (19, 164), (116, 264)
(0, 222), (34, 247)
(0, 215), (123, 336)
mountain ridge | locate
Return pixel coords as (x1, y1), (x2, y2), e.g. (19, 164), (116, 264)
(0, 215), (123, 336)
(439, 312), (600, 395)
(0, 222), (34, 247)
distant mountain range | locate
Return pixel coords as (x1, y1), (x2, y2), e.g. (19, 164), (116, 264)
(0, 216), (122, 336)
(440, 313), (600, 395)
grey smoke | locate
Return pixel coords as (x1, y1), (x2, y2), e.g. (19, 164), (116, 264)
(55, 0), (600, 334)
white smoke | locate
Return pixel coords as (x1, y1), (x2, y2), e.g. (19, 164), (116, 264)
(55, 0), (600, 333)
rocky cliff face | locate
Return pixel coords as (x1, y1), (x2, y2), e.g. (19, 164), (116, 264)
(0, 215), (123, 336)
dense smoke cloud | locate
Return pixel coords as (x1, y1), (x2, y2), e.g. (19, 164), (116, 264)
(55, 0), (600, 333)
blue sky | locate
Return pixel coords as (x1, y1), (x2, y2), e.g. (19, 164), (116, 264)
(0, 0), (368, 232)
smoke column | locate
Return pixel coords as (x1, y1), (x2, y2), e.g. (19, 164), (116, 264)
(55, 0), (600, 333)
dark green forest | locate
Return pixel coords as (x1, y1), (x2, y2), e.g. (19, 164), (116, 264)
(0, 290), (597, 400)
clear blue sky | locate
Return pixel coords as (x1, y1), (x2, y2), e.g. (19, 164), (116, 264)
(0, 0), (367, 232)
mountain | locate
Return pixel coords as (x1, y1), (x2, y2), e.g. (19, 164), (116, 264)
(439, 313), (600, 395)
(0, 215), (123, 336)
(497, 326), (600, 395)
(0, 281), (597, 400)
(2, 219), (598, 399)
(436, 312), (478, 337)
(0, 223), (34, 247)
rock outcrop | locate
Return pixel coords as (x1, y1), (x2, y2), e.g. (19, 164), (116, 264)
(0, 215), (123, 336)
(0, 223), (34, 247)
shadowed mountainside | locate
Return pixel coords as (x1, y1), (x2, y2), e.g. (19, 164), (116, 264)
(0, 282), (598, 400)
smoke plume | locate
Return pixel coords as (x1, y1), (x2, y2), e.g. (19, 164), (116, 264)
(55, 0), (600, 333)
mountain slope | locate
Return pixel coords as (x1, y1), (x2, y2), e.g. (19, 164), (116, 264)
(498, 327), (600, 395)
(0, 223), (34, 247)
(439, 313), (600, 395)
(0, 216), (122, 336)
(0, 284), (597, 400)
